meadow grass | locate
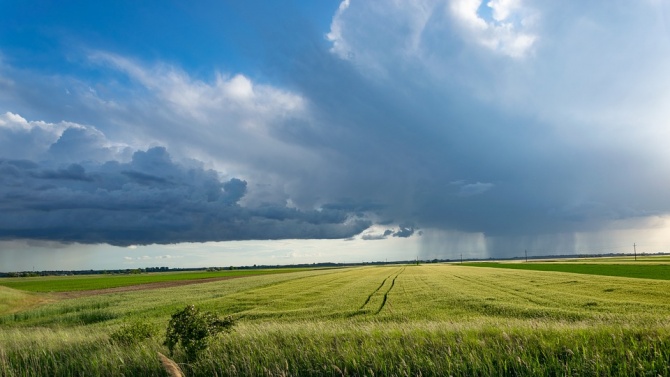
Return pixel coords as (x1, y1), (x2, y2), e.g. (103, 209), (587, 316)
(463, 262), (670, 280)
(0, 268), (310, 292)
(1, 265), (670, 376)
(0, 286), (52, 316)
(3, 321), (668, 376)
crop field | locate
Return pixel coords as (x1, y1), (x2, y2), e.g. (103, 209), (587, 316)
(0, 268), (308, 293)
(463, 262), (670, 280)
(540, 255), (670, 264)
(1, 264), (670, 376)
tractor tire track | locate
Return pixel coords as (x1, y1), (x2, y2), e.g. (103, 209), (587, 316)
(375, 267), (405, 314)
(359, 273), (394, 310)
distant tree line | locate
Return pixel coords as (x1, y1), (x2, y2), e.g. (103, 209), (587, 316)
(2, 251), (668, 278)
(0, 266), (171, 278)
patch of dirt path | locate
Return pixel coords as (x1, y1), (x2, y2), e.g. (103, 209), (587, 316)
(56, 276), (246, 299)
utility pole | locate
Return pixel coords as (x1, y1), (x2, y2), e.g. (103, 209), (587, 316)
(525, 249), (528, 262)
(460, 253), (463, 264)
(634, 243), (637, 261)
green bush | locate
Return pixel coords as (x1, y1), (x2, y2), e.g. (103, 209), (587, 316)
(164, 305), (235, 361)
(110, 321), (155, 345)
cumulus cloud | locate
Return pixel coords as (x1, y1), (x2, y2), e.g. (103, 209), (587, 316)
(393, 226), (416, 238)
(0, 111), (132, 163)
(0, 112), (75, 160)
(448, 0), (537, 57)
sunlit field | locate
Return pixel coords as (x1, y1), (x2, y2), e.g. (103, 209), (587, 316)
(463, 261), (670, 280)
(1, 264), (669, 376)
(0, 268), (309, 293)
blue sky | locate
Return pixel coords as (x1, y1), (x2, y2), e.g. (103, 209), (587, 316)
(1, 1), (340, 76)
(2, 1), (670, 271)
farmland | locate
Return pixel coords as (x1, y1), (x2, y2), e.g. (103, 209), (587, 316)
(0, 268), (309, 293)
(463, 261), (670, 280)
(1, 264), (670, 376)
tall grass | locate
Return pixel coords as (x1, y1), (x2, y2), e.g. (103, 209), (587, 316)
(0, 286), (48, 316)
(1, 322), (668, 376)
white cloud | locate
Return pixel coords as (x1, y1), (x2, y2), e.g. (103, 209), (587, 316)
(326, 0), (352, 58)
(0, 111), (131, 163)
(328, 0), (537, 68)
(326, 0), (440, 78)
(488, 0), (520, 22)
(89, 52), (304, 123)
(0, 111), (71, 133)
(448, 0), (537, 57)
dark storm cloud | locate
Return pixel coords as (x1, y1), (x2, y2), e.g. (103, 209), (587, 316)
(393, 226), (415, 238)
(362, 226), (416, 240)
(0, 146), (371, 246)
(33, 164), (93, 181)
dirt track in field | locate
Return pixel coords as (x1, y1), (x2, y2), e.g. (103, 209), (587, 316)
(56, 275), (246, 299)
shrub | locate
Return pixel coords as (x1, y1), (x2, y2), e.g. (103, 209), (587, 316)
(164, 305), (235, 360)
(110, 321), (155, 345)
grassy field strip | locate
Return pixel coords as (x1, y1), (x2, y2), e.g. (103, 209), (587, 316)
(0, 286), (54, 316)
(464, 262), (670, 280)
(0, 268), (311, 292)
(534, 255), (670, 263)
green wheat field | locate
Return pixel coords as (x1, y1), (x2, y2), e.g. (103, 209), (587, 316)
(1, 259), (670, 376)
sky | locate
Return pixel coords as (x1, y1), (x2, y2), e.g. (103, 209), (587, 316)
(2, 0), (670, 271)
